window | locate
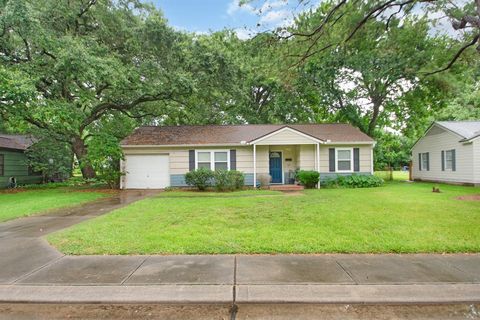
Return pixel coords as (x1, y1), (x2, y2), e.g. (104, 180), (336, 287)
(0, 154), (3, 176)
(445, 149), (455, 170)
(195, 150), (230, 171)
(420, 152), (429, 171)
(197, 152), (211, 169)
(214, 151), (228, 170)
(336, 148), (353, 172)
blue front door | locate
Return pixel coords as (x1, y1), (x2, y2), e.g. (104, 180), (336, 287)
(269, 152), (283, 184)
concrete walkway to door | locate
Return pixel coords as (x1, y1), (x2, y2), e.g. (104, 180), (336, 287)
(0, 190), (479, 305)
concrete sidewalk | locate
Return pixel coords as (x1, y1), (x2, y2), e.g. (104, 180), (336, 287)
(1, 253), (479, 304)
(0, 190), (479, 305)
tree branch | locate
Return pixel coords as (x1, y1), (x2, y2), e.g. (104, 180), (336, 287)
(425, 33), (480, 76)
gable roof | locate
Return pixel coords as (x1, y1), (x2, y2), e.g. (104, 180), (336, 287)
(0, 134), (36, 151)
(435, 121), (480, 142)
(121, 124), (374, 146)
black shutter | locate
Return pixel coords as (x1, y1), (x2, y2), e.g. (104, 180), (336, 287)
(353, 148), (360, 172)
(452, 149), (456, 171)
(426, 152), (430, 171)
(418, 153), (422, 171)
(441, 151), (445, 171)
(189, 150), (195, 171)
(329, 148), (335, 172)
(230, 149), (236, 171)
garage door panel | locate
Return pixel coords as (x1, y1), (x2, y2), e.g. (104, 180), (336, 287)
(125, 155), (170, 189)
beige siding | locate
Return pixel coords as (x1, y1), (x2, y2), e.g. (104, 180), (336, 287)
(412, 126), (475, 184)
(255, 145), (269, 174)
(298, 145), (316, 170)
(124, 146), (235, 175)
(236, 146), (254, 172)
(255, 128), (319, 145)
(319, 145), (372, 173)
(122, 143), (374, 179)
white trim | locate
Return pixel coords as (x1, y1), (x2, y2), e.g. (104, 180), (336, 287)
(444, 149), (454, 171)
(121, 143), (244, 148)
(269, 150), (284, 184)
(464, 135), (480, 143)
(194, 149), (230, 171)
(335, 147), (354, 173)
(323, 141), (375, 145)
(370, 148), (374, 174)
(316, 143), (320, 189)
(253, 144), (257, 188)
(122, 141), (376, 148)
(119, 159), (124, 189)
(420, 152), (429, 171)
(249, 127), (324, 145)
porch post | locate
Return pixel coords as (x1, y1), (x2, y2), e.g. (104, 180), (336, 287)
(253, 144), (257, 188)
(316, 143), (321, 189)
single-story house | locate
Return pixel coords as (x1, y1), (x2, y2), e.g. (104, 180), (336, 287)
(120, 124), (375, 189)
(411, 121), (480, 186)
(0, 134), (42, 188)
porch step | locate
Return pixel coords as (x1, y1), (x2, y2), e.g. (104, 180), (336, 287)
(269, 185), (305, 191)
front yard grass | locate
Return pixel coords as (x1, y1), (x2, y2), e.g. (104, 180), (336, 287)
(48, 182), (480, 254)
(0, 189), (108, 222)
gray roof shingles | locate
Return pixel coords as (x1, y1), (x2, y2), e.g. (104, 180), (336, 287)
(436, 121), (480, 141)
(121, 124), (374, 146)
(0, 134), (36, 150)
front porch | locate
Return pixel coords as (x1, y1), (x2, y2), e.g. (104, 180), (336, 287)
(249, 127), (322, 188)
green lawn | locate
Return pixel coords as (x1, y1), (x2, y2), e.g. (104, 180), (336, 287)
(0, 189), (108, 222)
(375, 170), (409, 181)
(48, 182), (480, 254)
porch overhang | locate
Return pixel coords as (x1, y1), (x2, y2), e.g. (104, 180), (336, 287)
(247, 126), (325, 145)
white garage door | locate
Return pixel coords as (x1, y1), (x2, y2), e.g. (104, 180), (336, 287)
(124, 154), (170, 189)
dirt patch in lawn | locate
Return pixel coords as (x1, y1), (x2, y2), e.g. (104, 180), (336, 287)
(280, 191), (305, 196)
(456, 194), (480, 201)
(69, 188), (118, 195)
(0, 188), (29, 194)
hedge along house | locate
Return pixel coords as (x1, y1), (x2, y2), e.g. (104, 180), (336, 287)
(0, 134), (42, 188)
(120, 124), (375, 189)
(411, 121), (480, 186)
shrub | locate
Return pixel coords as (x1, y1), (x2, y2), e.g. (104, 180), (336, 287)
(323, 174), (384, 189)
(185, 168), (214, 191)
(229, 170), (245, 190)
(296, 170), (320, 189)
(257, 174), (272, 189)
(213, 170), (244, 192)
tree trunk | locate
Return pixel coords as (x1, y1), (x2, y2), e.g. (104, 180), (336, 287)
(72, 136), (96, 179)
(367, 100), (381, 137)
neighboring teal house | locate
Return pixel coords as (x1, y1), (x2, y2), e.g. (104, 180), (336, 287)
(0, 134), (42, 188)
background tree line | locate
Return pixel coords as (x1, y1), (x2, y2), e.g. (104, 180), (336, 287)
(0, 0), (478, 182)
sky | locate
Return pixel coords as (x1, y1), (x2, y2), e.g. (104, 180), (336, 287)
(147, 0), (458, 40)
(148, 0), (320, 39)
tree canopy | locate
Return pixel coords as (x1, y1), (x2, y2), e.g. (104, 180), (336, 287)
(1, 0), (478, 180)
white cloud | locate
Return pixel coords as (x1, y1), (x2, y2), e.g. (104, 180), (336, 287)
(259, 9), (291, 26)
(259, 0), (288, 13)
(234, 28), (256, 40)
(227, 0), (256, 16)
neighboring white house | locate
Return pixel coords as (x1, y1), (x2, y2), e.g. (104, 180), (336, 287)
(411, 121), (480, 186)
(120, 124), (375, 189)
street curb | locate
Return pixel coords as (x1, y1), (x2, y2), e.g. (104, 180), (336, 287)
(236, 284), (480, 304)
(0, 285), (232, 304)
(0, 284), (479, 305)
